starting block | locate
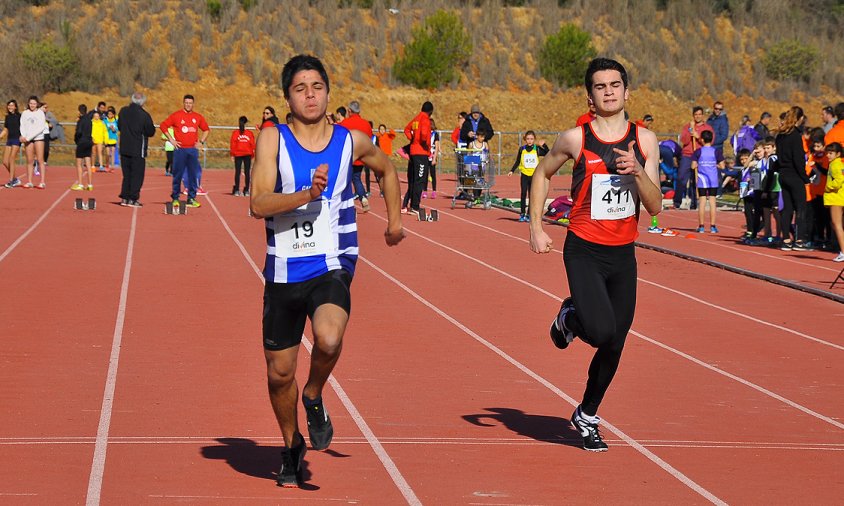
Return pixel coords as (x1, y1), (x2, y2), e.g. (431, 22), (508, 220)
(417, 208), (439, 222)
(74, 198), (96, 211)
(164, 201), (188, 215)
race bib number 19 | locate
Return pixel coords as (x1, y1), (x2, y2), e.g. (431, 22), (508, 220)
(276, 200), (334, 257)
(590, 174), (637, 220)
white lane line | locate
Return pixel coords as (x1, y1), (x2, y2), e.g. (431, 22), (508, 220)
(360, 256), (726, 506)
(85, 207), (138, 506)
(5, 436), (843, 451)
(207, 195), (422, 506)
(436, 209), (843, 350)
(0, 189), (69, 264)
(631, 331), (844, 430)
(370, 211), (844, 430)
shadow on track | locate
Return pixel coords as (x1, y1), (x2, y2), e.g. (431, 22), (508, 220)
(200, 437), (320, 491)
(462, 407), (582, 448)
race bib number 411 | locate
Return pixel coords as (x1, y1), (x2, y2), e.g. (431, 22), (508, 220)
(590, 174), (637, 220)
(275, 200), (334, 257)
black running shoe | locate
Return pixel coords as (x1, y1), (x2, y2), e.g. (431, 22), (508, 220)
(571, 406), (608, 452)
(276, 434), (307, 488)
(550, 297), (576, 349)
(303, 396), (334, 450)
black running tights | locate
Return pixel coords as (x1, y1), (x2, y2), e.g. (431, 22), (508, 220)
(563, 231), (637, 417)
(520, 173), (531, 215)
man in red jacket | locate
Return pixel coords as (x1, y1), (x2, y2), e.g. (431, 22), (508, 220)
(339, 100), (373, 211)
(404, 101), (433, 215)
(160, 94), (209, 208)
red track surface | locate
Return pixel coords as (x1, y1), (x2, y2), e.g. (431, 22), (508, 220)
(1, 167), (842, 504)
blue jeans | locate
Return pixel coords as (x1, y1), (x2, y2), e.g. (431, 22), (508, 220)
(352, 166), (366, 199)
(674, 156), (697, 209)
(172, 148), (201, 200)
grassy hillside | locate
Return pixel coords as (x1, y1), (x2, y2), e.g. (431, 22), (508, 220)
(2, 0), (841, 155)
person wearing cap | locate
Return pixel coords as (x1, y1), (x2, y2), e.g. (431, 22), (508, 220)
(459, 103), (494, 145)
(822, 106), (836, 134)
(754, 112), (772, 139)
(339, 100), (373, 211)
(635, 114), (653, 129)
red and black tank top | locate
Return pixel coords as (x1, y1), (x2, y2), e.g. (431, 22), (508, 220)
(568, 122), (646, 246)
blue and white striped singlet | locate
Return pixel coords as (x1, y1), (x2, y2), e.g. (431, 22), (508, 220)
(263, 124), (358, 283)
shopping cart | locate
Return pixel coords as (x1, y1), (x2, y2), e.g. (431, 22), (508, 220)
(452, 147), (495, 209)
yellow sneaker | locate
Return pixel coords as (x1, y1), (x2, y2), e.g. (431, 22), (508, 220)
(70, 184), (84, 191)
(85, 185), (94, 191)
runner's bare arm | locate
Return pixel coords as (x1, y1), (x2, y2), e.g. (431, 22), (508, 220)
(250, 127), (327, 219)
(613, 129), (662, 216)
(352, 130), (405, 246)
(528, 128), (580, 253)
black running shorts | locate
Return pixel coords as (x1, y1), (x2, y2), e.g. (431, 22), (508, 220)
(76, 141), (93, 159)
(262, 269), (352, 351)
(697, 187), (718, 197)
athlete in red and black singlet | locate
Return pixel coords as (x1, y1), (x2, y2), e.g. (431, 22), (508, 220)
(568, 121), (647, 246)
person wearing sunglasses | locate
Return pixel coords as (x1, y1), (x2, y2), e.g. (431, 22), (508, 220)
(706, 101), (730, 158)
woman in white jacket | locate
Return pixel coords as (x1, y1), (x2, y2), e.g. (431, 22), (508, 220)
(19, 95), (48, 188)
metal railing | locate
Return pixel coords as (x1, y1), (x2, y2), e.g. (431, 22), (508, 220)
(30, 123), (678, 172)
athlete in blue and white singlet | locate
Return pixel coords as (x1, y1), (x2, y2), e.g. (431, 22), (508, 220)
(264, 123), (358, 283)
(250, 55), (404, 488)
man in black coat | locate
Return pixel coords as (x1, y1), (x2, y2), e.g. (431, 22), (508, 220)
(459, 103), (494, 144)
(117, 92), (156, 207)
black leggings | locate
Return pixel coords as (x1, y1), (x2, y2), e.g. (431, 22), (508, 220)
(743, 194), (762, 236)
(234, 156), (252, 191)
(424, 164), (437, 191)
(563, 232), (637, 417)
(520, 173), (531, 214)
(779, 176), (808, 243)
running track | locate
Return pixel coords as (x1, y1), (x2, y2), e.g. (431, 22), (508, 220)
(1, 167), (841, 504)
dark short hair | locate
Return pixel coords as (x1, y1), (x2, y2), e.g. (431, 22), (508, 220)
(335, 106), (346, 117)
(693, 105), (704, 114)
(97, 101), (106, 107)
(183, 94), (194, 101)
(825, 142), (842, 155)
(701, 130), (713, 143)
(584, 58), (628, 92)
(835, 102), (844, 121)
(78, 104), (88, 114)
(643, 114), (653, 121)
(822, 105), (834, 115)
(760, 111), (772, 120)
(421, 101), (433, 113)
(281, 54), (330, 100)
(737, 148), (751, 158)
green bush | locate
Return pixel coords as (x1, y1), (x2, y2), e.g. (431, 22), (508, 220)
(538, 24), (596, 88)
(763, 39), (818, 82)
(393, 10), (472, 89)
(206, 0), (222, 19)
(19, 39), (77, 92)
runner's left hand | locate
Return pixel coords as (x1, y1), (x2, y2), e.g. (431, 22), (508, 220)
(613, 141), (642, 175)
